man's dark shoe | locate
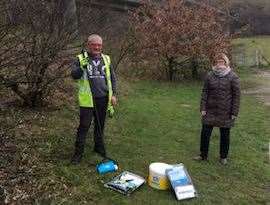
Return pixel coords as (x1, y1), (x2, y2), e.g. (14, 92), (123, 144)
(70, 154), (82, 165)
(94, 147), (106, 158)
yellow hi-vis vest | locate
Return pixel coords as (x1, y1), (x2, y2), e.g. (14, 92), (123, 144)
(76, 51), (114, 116)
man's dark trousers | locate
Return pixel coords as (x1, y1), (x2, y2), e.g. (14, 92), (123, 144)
(74, 96), (108, 159)
(200, 124), (230, 159)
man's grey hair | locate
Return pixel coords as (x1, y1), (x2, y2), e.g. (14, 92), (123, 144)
(87, 34), (103, 44)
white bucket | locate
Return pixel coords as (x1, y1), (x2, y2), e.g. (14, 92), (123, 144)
(148, 162), (173, 190)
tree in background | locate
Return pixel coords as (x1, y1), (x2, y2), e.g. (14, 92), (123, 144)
(76, 0), (132, 71)
(0, 0), (78, 107)
(230, 1), (270, 36)
(210, 0), (270, 36)
(130, 0), (230, 81)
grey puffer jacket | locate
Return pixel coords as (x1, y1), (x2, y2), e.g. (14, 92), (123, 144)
(200, 70), (241, 128)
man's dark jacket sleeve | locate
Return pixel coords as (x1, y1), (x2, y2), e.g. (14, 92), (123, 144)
(71, 60), (83, 80)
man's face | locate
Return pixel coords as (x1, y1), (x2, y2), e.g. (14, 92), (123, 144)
(87, 39), (102, 55)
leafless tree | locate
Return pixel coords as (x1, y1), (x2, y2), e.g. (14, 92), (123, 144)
(76, 0), (133, 71)
(0, 0), (78, 107)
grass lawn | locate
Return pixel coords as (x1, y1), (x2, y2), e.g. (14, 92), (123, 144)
(8, 78), (268, 205)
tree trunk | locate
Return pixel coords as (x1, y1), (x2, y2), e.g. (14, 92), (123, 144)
(26, 91), (43, 107)
(191, 57), (199, 79)
(61, 0), (79, 37)
(167, 57), (175, 81)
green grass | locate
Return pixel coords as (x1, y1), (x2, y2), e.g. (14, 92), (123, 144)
(29, 80), (270, 205)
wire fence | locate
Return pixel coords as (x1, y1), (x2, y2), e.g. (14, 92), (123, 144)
(232, 43), (270, 68)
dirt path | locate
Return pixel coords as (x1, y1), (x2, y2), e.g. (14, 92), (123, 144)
(243, 70), (270, 106)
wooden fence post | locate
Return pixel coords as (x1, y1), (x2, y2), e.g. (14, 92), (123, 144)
(256, 50), (260, 68)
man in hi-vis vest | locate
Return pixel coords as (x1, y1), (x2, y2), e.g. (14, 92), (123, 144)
(71, 34), (117, 164)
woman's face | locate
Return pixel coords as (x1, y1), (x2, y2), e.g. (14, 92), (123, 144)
(215, 59), (226, 68)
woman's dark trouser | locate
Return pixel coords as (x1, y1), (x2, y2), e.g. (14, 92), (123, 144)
(73, 96), (108, 158)
(200, 124), (230, 159)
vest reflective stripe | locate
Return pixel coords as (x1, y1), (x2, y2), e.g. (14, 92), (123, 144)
(76, 52), (114, 114)
(102, 54), (114, 115)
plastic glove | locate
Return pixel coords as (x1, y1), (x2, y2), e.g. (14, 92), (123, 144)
(80, 57), (89, 69)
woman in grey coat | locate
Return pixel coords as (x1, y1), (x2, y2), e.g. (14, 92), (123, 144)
(194, 53), (241, 165)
